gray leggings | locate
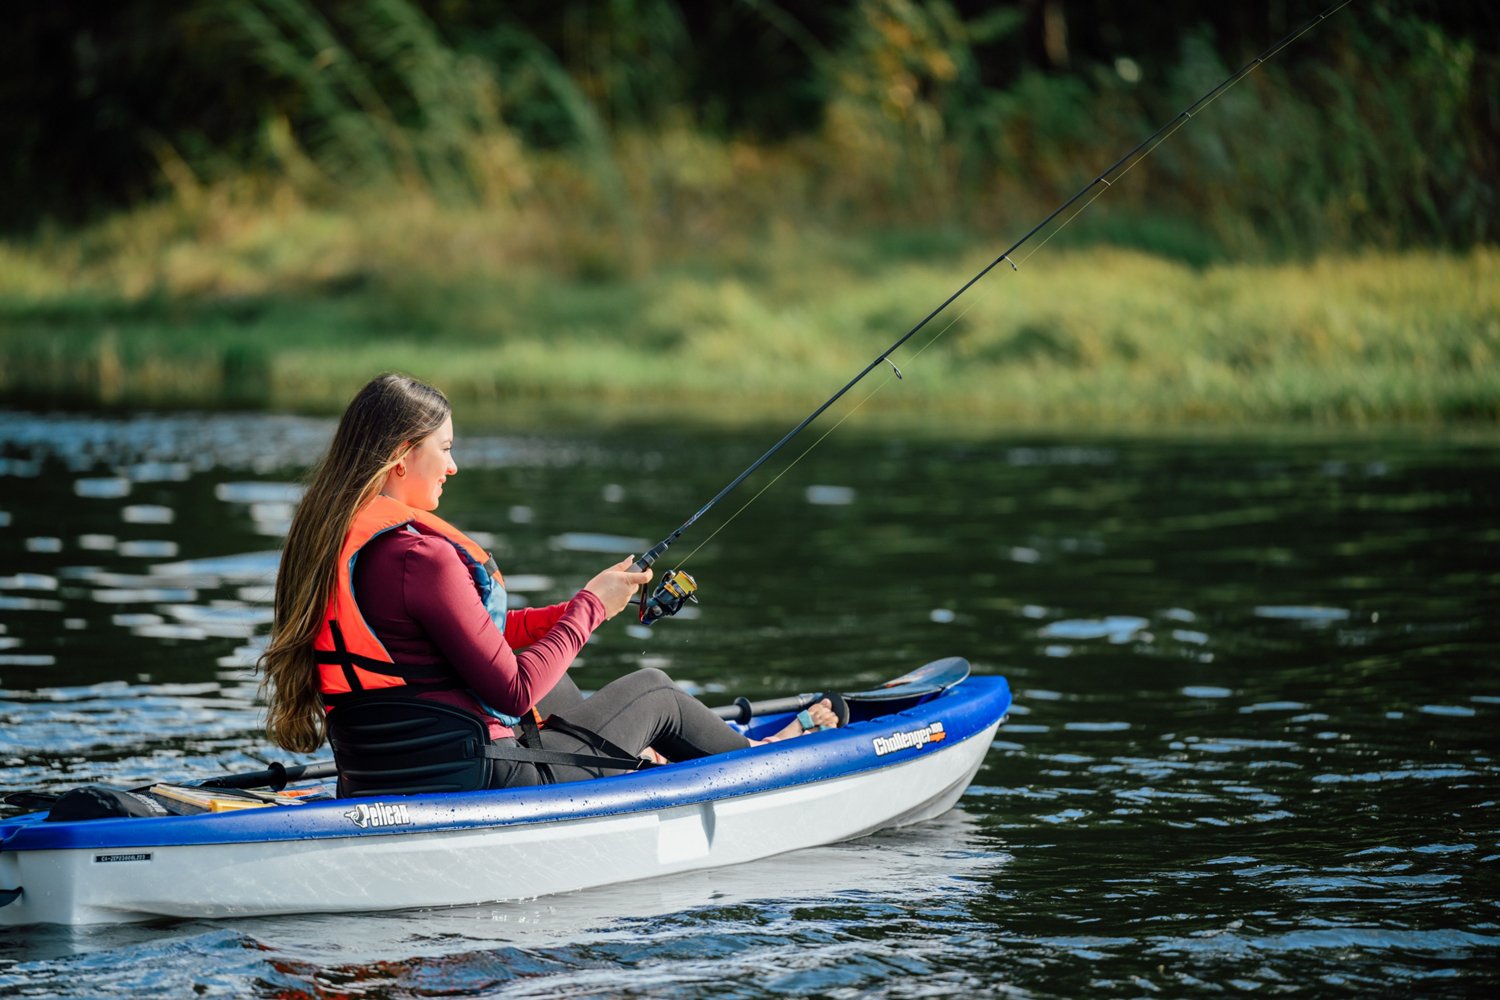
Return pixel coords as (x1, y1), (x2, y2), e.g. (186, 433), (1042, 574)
(489, 667), (751, 786)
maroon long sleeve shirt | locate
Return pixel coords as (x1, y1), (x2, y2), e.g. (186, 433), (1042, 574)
(351, 528), (606, 739)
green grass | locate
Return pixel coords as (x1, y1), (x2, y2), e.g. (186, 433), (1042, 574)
(1, 181), (1496, 430)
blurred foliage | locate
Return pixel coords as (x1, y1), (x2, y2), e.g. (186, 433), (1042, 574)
(1, 0), (1495, 255)
(2, 241), (1494, 426)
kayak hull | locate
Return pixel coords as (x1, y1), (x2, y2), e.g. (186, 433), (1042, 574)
(1, 674), (1009, 926)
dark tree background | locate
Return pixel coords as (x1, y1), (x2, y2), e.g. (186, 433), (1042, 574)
(3, 0), (1495, 243)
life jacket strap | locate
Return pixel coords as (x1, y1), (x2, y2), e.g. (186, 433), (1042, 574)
(324, 619), (362, 695)
(318, 618), (462, 709)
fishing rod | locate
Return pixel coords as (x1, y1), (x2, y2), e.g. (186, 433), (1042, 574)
(632, 0), (1352, 625)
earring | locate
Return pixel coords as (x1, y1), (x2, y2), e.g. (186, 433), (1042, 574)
(395, 466), (406, 477)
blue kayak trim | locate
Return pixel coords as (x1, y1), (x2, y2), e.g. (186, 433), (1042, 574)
(1, 675), (1009, 853)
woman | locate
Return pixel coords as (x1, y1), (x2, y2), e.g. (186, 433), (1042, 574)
(259, 373), (838, 795)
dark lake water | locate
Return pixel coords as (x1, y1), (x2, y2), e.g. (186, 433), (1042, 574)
(1, 409), (1497, 997)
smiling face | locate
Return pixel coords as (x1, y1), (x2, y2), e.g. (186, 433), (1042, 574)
(382, 414), (456, 511)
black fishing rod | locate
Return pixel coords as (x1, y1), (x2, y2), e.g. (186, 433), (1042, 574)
(632, 0), (1352, 625)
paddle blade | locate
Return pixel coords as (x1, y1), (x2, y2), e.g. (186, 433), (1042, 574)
(708, 657), (971, 724)
(843, 657), (970, 703)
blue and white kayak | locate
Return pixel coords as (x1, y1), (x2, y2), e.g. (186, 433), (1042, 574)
(0, 670), (1010, 926)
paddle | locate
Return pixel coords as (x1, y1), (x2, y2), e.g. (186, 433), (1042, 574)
(842, 656), (971, 702)
(711, 656), (971, 723)
(198, 759), (339, 791)
(0, 760), (342, 810)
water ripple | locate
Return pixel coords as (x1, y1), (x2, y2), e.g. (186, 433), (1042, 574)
(3, 413), (1498, 997)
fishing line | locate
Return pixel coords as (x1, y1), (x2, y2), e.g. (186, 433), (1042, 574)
(630, 0), (1352, 607)
(673, 368), (902, 569)
(675, 82), (1276, 571)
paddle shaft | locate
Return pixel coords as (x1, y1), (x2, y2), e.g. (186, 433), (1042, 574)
(712, 693), (821, 725)
(198, 760), (339, 791)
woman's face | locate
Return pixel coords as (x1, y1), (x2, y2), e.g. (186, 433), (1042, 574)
(385, 414), (456, 510)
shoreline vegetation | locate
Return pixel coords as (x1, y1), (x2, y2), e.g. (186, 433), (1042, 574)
(3, 221), (1493, 430)
(2, 0), (1495, 430)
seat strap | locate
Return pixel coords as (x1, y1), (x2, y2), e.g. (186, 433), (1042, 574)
(479, 743), (649, 772)
(494, 714), (658, 774)
(511, 708), (555, 783)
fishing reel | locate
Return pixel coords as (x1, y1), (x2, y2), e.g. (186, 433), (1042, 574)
(638, 569), (699, 625)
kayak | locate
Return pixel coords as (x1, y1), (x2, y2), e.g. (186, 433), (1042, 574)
(0, 668), (1010, 926)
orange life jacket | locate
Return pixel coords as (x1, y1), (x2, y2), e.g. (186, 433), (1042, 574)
(314, 495), (508, 711)
(314, 497), (652, 794)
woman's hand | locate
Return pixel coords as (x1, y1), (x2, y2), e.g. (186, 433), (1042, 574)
(584, 557), (653, 620)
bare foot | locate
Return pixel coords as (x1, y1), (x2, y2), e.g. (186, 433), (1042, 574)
(754, 698), (840, 745)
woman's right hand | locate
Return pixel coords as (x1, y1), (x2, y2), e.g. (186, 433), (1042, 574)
(584, 557), (653, 620)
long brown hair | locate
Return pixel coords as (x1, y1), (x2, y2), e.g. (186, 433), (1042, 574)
(259, 373), (452, 752)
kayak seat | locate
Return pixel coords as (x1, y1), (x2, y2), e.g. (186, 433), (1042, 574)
(327, 695), (493, 797)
